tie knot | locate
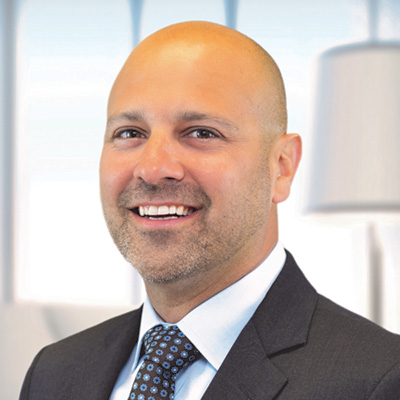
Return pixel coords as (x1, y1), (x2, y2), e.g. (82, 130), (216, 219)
(142, 324), (199, 373)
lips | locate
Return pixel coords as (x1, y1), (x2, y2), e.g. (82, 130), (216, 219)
(132, 205), (196, 220)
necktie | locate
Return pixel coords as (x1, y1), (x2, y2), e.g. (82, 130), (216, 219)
(128, 324), (200, 400)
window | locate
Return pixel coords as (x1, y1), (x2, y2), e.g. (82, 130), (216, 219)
(2, 0), (398, 333)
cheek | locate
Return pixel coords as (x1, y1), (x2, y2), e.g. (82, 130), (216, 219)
(187, 156), (252, 204)
(99, 151), (133, 203)
(218, 153), (270, 205)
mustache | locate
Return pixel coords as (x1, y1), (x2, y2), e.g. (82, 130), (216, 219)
(118, 180), (211, 208)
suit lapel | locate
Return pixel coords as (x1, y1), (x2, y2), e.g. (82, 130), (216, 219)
(201, 321), (288, 400)
(202, 251), (318, 400)
(100, 309), (143, 399)
(64, 308), (142, 400)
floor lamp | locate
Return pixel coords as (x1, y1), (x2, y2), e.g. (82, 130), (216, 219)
(305, 36), (400, 325)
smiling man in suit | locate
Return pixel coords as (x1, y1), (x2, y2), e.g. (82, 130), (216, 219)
(20, 21), (400, 400)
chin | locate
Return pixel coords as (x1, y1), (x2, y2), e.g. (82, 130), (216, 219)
(132, 258), (204, 284)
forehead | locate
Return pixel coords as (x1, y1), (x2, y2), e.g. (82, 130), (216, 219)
(107, 39), (266, 122)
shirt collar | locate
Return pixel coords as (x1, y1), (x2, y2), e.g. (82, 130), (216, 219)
(133, 241), (286, 372)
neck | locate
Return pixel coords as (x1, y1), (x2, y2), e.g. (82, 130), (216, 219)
(144, 235), (278, 323)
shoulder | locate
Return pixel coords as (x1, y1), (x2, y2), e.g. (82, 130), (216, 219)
(311, 295), (400, 363)
(20, 308), (142, 400)
(263, 251), (400, 398)
(282, 251), (400, 356)
(276, 293), (400, 399)
(38, 307), (141, 367)
(315, 294), (398, 339)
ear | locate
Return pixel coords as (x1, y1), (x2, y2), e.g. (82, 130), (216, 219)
(270, 134), (302, 204)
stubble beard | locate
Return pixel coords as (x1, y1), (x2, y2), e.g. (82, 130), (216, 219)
(103, 181), (219, 283)
(108, 218), (220, 283)
(103, 165), (271, 284)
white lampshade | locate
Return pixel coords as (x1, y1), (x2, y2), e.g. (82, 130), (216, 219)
(306, 43), (400, 214)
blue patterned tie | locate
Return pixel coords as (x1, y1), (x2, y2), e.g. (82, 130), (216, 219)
(128, 324), (200, 400)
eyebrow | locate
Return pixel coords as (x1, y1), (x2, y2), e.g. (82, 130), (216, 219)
(175, 111), (239, 132)
(106, 110), (146, 129)
(106, 109), (239, 132)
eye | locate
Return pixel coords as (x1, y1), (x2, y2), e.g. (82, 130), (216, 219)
(114, 128), (146, 139)
(187, 129), (218, 139)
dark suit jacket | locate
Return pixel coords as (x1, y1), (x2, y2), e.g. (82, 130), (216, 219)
(20, 252), (400, 399)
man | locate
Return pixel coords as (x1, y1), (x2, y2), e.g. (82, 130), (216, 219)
(20, 21), (400, 400)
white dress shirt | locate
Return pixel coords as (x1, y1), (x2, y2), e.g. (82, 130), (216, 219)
(110, 241), (286, 400)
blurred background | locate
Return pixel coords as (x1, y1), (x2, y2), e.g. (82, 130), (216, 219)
(1, 0), (400, 398)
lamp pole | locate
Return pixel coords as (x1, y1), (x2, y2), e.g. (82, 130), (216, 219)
(368, 224), (383, 325)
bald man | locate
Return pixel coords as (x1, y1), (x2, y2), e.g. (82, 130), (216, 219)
(20, 22), (400, 400)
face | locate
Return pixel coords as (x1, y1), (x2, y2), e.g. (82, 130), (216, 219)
(100, 39), (277, 284)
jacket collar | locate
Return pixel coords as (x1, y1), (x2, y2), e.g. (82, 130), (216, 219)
(102, 308), (143, 398)
(202, 251), (318, 400)
(64, 307), (143, 400)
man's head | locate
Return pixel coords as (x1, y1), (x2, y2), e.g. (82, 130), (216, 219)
(100, 21), (301, 291)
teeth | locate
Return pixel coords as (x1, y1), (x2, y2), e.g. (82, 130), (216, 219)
(137, 205), (193, 218)
(148, 215), (179, 220)
(158, 205), (169, 215)
(149, 205), (158, 216)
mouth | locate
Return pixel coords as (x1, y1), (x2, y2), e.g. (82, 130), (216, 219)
(131, 205), (197, 220)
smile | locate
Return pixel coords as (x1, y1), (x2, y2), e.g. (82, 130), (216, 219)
(132, 205), (196, 220)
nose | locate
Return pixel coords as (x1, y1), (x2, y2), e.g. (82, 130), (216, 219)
(133, 133), (185, 184)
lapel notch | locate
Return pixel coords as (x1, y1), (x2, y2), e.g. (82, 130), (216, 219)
(202, 322), (287, 400)
(253, 251), (318, 358)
